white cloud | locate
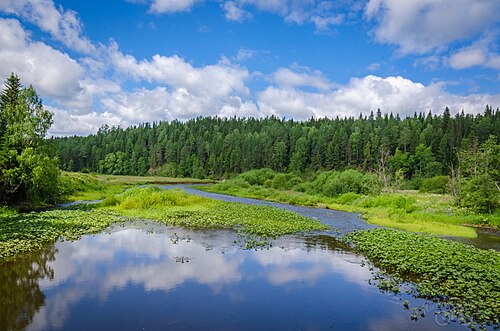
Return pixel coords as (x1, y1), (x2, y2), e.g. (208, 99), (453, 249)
(223, 1), (250, 21)
(220, 0), (350, 31)
(48, 106), (125, 137)
(110, 44), (250, 97)
(271, 66), (332, 90)
(448, 35), (500, 70)
(0, 0), (95, 54)
(136, 0), (203, 13)
(100, 86), (259, 124)
(366, 63), (380, 71)
(0, 18), (85, 103)
(449, 47), (488, 70)
(365, 0), (500, 54)
(258, 75), (500, 120)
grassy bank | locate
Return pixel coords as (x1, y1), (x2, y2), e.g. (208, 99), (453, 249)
(343, 228), (500, 329)
(200, 171), (499, 237)
(60, 172), (212, 201)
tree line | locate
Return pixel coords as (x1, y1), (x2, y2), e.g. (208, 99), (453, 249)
(50, 106), (499, 181)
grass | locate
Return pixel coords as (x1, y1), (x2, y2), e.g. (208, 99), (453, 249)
(60, 172), (212, 201)
(201, 180), (500, 238)
(343, 228), (500, 329)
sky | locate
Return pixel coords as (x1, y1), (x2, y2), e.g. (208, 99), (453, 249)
(0, 0), (499, 136)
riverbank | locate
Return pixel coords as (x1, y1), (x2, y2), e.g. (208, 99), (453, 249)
(200, 179), (499, 238)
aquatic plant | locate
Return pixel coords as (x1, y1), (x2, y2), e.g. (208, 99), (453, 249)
(0, 209), (122, 260)
(343, 228), (500, 329)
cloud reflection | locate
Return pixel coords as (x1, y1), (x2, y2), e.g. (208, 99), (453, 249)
(28, 226), (373, 330)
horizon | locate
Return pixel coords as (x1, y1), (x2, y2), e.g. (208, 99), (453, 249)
(1, 0), (499, 137)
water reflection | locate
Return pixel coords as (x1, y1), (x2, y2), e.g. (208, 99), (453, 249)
(2, 224), (470, 331)
(0, 246), (55, 330)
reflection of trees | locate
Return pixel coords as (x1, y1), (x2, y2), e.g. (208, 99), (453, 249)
(0, 246), (56, 331)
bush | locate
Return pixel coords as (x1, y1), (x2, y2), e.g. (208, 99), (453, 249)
(335, 192), (361, 205)
(238, 168), (276, 186)
(311, 169), (380, 197)
(419, 176), (450, 194)
(271, 173), (302, 190)
(459, 174), (499, 213)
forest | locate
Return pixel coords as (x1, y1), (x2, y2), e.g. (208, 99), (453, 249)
(51, 107), (500, 181)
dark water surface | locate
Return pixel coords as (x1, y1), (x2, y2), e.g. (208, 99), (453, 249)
(1, 223), (471, 331)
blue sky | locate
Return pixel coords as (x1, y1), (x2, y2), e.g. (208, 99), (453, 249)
(0, 0), (499, 136)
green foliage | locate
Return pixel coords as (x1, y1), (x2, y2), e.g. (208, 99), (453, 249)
(419, 176), (450, 194)
(344, 229), (500, 328)
(238, 168), (277, 185)
(0, 74), (59, 206)
(458, 136), (500, 213)
(309, 169), (380, 197)
(460, 174), (499, 213)
(117, 186), (207, 209)
(50, 107), (500, 181)
(203, 170), (496, 236)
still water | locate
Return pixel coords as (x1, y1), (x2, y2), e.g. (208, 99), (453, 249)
(1, 223), (471, 331)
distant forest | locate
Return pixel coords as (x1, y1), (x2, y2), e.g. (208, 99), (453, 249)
(50, 106), (500, 180)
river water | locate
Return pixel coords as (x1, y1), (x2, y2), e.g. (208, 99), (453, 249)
(162, 185), (500, 251)
(0, 223), (472, 331)
(2, 186), (497, 330)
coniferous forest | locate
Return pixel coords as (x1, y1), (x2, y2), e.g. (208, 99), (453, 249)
(50, 106), (499, 181)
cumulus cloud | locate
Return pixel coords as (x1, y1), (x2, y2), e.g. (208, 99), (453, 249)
(0, 0), (95, 54)
(271, 66), (332, 90)
(365, 0), (500, 55)
(258, 75), (500, 120)
(48, 106), (125, 137)
(448, 35), (500, 70)
(100, 86), (259, 124)
(131, 0), (354, 31)
(0, 18), (85, 103)
(223, 1), (250, 21)
(151, 0), (202, 13)
(110, 44), (250, 97)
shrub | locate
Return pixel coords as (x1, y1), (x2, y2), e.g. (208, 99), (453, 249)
(459, 174), (499, 213)
(419, 176), (450, 194)
(271, 173), (302, 190)
(238, 168), (276, 186)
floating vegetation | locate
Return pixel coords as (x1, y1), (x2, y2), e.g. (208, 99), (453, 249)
(174, 256), (191, 263)
(108, 187), (329, 239)
(343, 228), (500, 329)
(0, 209), (123, 260)
(1, 187), (327, 261)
